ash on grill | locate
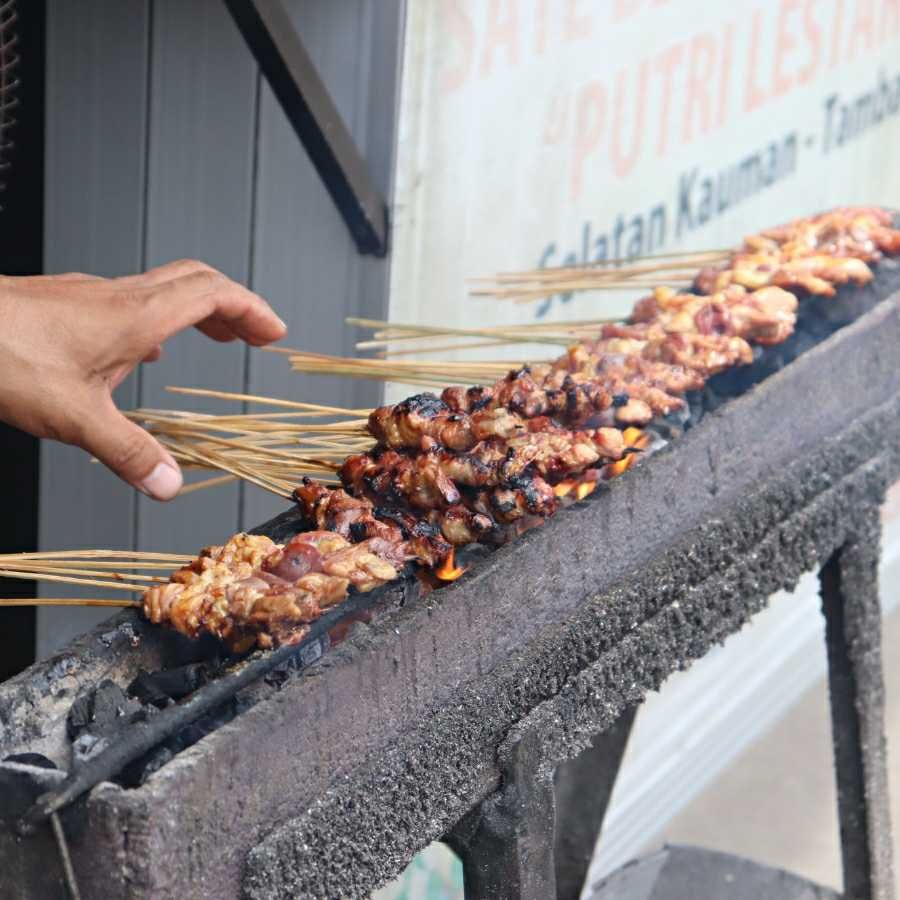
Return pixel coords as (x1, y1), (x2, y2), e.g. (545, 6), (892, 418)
(59, 663), (228, 786)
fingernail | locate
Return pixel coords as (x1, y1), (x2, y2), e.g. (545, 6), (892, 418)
(140, 462), (183, 501)
(276, 316), (288, 332)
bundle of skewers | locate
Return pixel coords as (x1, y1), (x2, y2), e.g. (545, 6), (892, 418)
(4, 206), (899, 654)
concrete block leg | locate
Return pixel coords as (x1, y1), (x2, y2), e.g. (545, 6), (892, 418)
(820, 508), (895, 900)
(554, 707), (636, 900)
(447, 708), (635, 900)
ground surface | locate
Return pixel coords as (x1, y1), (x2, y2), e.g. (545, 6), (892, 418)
(634, 602), (900, 895)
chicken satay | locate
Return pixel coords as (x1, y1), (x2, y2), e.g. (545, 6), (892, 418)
(294, 477), (459, 560)
(592, 323), (753, 377)
(368, 393), (527, 452)
(143, 531), (403, 651)
(631, 285), (798, 345)
(696, 207), (900, 294)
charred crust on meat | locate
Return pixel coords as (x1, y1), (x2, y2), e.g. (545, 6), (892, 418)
(398, 393), (449, 418)
(348, 522), (369, 543)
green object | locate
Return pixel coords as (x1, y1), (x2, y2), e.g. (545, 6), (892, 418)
(372, 842), (464, 900)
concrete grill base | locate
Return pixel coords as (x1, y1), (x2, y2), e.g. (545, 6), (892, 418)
(0, 283), (899, 898)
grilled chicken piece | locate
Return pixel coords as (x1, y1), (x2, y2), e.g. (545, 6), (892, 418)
(700, 254), (873, 295)
(143, 531), (401, 651)
(294, 479), (405, 543)
(591, 323), (753, 378)
(342, 423), (623, 508)
(631, 285), (798, 345)
(755, 207), (900, 259)
(696, 207), (900, 295)
(294, 478), (460, 559)
(368, 394), (527, 452)
(471, 472), (559, 523)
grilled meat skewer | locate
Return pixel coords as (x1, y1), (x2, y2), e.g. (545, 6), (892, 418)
(142, 532), (402, 651)
(696, 207), (900, 295)
(293, 478), (455, 562)
(136, 207), (900, 655)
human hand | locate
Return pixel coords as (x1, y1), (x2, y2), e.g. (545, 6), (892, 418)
(0, 260), (287, 499)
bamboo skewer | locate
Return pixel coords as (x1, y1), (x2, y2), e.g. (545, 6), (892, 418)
(468, 248), (728, 301)
(0, 598), (142, 608)
(481, 247), (729, 276)
(0, 550), (191, 559)
(178, 474), (239, 496)
(160, 440), (294, 499)
(0, 570), (146, 593)
(473, 248), (728, 280)
(0, 560), (186, 570)
(0, 563), (166, 583)
(164, 386), (369, 416)
(346, 317), (577, 346)
(476, 257), (722, 284)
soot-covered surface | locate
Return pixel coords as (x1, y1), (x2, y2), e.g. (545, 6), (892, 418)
(244, 399), (898, 899)
(0, 275), (898, 898)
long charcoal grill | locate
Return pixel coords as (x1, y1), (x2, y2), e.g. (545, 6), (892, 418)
(1, 263), (900, 899)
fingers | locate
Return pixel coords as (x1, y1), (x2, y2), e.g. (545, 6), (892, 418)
(42, 272), (106, 281)
(113, 258), (212, 287)
(194, 318), (238, 343)
(137, 268), (287, 347)
(74, 398), (183, 500)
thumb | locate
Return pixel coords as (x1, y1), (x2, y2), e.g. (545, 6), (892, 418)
(78, 402), (183, 500)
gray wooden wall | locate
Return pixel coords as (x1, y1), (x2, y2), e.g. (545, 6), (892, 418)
(38, 0), (403, 656)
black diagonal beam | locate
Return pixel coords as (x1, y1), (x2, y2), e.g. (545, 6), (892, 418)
(224, 0), (388, 257)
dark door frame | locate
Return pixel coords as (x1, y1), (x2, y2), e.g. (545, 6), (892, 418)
(0, 0), (45, 681)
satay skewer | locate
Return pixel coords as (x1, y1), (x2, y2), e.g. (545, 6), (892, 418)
(0, 598), (141, 608)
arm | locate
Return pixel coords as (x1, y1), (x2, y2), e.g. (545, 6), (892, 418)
(0, 259), (287, 499)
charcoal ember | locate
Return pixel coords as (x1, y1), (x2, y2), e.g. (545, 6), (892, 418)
(456, 544), (492, 568)
(128, 660), (222, 708)
(118, 747), (174, 788)
(263, 668), (292, 690)
(249, 505), (307, 543)
(117, 700), (241, 788)
(67, 679), (161, 765)
(2, 753), (57, 770)
(67, 679), (143, 742)
(651, 406), (692, 441)
(72, 732), (109, 763)
(127, 672), (172, 709)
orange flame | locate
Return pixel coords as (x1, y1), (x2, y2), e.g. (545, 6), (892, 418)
(575, 481), (596, 500)
(605, 455), (635, 478)
(435, 548), (466, 582)
(621, 427), (650, 449)
(553, 480), (578, 498)
(606, 428), (651, 479)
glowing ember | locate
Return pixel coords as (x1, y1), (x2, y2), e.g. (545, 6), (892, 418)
(575, 481), (596, 500)
(622, 426), (651, 450)
(606, 427), (651, 479)
(435, 549), (466, 582)
(553, 480), (578, 498)
(605, 455), (635, 478)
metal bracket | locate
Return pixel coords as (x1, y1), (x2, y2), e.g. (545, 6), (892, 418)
(223, 0), (389, 257)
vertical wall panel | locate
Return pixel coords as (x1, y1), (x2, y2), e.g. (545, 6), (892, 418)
(38, 0), (151, 656)
(136, 0), (259, 552)
(242, 0), (403, 528)
(37, 0), (406, 655)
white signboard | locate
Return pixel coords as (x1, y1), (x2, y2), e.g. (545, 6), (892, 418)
(389, 0), (900, 336)
(381, 3), (900, 889)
